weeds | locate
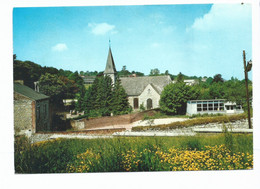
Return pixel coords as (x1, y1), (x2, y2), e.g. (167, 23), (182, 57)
(15, 134), (252, 173)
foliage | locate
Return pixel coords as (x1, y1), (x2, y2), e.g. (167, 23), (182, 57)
(149, 68), (160, 76)
(15, 134), (253, 173)
(77, 75), (131, 117)
(111, 79), (131, 115)
(176, 72), (184, 83)
(139, 103), (145, 111)
(13, 59), (42, 88)
(39, 73), (66, 104)
(213, 74), (224, 83)
(160, 82), (200, 115)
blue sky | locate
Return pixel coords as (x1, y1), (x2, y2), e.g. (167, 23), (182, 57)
(13, 4), (252, 80)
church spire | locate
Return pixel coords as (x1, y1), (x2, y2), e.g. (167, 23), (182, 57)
(104, 43), (116, 74)
(104, 41), (117, 85)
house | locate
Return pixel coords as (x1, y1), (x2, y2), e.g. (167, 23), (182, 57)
(172, 79), (198, 86)
(183, 79), (198, 86)
(103, 46), (172, 110)
(186, 99), (244, 116)
(82, 76), (96, 84)
(14, 82), (50, 136)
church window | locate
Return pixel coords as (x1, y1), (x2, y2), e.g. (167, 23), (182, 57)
(147, 98), (153, 110)
(134, 98), (139, 109)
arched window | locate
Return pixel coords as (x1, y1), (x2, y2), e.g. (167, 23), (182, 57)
(147, 98), (153, 110)
(133, 98), (139, 109)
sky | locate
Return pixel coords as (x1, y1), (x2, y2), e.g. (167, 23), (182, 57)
(13, 3), (252, 80)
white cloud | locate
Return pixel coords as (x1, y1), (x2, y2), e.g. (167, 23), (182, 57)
(188, 4), (251, 32)
(88, 22), (117, 35)
(51, 43), (68, 52)
(183, 3), (252, 79)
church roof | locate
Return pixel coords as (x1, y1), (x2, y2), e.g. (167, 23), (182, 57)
(14, 83), (49, 101)
(120, 75), (172, 96)
(104, 47), (116, 74)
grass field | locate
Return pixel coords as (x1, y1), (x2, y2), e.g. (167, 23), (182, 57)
(15, 132), (253, 173)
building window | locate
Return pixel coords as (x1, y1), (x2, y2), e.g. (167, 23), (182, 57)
(36, 105), (40, 119)
(147, 98), (153, 110)
(208, 102), (213, 111)
(214, 102), (219, 110)
(220, 103), (224, 110)
(203, 103), (207, 111)
(133, 98), (139, 109)
(197, 103), (202, 112)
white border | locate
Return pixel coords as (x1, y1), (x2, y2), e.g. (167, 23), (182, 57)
(1, 1), (259, 189)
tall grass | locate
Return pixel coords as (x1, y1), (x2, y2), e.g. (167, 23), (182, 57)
(15, 134), (253, 173)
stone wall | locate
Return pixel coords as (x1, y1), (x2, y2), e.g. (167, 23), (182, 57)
(14, 93), (33, 134)
(70, 109), (160, 130)
(190, 118), (252, 130)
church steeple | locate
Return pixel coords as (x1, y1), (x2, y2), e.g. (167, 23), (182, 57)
(104, 42), (117, 85)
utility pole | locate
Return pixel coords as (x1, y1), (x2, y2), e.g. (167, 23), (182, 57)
(243, 50), (252, 129)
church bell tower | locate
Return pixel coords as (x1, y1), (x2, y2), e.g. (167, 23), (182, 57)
(104, 42), (117, 86)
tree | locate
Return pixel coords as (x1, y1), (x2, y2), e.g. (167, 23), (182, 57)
(176, 72), (184, 83)
(59, 76), (79, 99)
(160, 82), (200, 115)
(111, 78), (131, 115)
(149, 68), (160, 76)
(39, 73), (66, 105)
(212, 74), (224, 83)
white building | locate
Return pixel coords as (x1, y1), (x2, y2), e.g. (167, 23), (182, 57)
(104, 46), (172, 110)
(186, 99), (244, 116)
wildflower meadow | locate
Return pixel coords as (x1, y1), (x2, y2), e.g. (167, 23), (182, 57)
(15, 132), (253, 173)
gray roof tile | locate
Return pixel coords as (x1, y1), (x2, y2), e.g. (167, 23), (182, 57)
(14, 83), (49, 101)
(120, 75), (172, 96)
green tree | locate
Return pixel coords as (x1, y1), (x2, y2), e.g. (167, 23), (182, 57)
(149, 68), (160, 76)
(38, 73), (66, 104)
(160, 82), (200, 115)
(176, 72), (184, 83)
(111, 79), (131, 115)
(212, 74), (224, 83)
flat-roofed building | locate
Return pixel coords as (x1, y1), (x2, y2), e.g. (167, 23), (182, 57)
(186, 99), (244, 116)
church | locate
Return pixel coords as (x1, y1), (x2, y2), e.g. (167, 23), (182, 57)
(104, 46), (172, 110)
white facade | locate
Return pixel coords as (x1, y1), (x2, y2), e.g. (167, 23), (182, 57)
(186, 99), (244, 116)
(128, 84), (161, 110)
(139, 84), (161, 109)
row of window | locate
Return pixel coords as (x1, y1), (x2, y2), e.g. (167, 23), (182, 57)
(197, 102), (224, 112)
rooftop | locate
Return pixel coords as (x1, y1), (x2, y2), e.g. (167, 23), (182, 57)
(14, 83), (49, 101)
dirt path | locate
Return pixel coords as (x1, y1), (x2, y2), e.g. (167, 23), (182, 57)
(84, 117), (189, 131)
